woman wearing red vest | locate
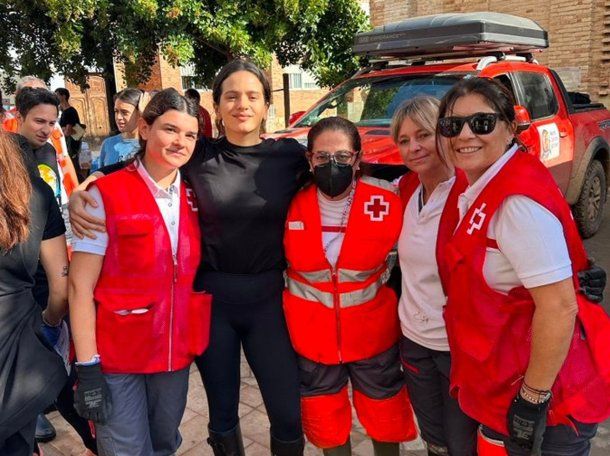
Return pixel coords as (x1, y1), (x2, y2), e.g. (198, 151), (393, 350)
(390, 96), (479, 456)
(283, 117), (417, 456)
(68, 89), (211, 455)
(437, 77), (610, 454)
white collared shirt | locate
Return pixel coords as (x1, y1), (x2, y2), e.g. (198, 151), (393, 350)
(72, 159), (182, 256)
(398, 175), (455, 351)
(456, 144), (572, 292)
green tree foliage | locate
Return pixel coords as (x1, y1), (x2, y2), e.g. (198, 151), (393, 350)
(0, 0), (369, 91)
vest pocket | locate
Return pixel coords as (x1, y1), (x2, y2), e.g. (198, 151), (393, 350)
(95, 290), (157, 372)
(114, 219), (155, 272)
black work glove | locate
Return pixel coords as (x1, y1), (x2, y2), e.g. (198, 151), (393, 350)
(578, 261), (606, 303)
(507, 393), (550, 454)
(74, 362), (112, 424)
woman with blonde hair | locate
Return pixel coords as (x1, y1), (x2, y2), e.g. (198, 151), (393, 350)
(0, 132), (69, 455)
(391, 97), (478, 455)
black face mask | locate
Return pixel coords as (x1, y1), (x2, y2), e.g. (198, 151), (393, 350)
(313, 162), (354, 198)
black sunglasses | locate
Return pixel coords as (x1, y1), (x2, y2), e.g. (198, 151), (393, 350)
(438, 113), (503, 138)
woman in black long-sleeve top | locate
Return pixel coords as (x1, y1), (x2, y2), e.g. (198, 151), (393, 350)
(69, 60), (309, 456)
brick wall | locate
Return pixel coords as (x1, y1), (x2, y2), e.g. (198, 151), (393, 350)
(266, 57), (328, 132)
(369, 0), (610, 106)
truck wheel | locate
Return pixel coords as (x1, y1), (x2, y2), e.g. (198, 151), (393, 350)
(572, 159), (607, 238)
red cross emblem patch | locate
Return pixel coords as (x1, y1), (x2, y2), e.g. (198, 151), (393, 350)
(466, 202), (487, 235)
(364, 195), (389, 222)
(186, 188), (198, 212)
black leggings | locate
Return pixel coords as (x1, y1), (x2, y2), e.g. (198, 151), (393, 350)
(195, 271), (302, 441)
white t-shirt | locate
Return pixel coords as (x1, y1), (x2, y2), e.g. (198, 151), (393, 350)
(318, 189), (352, 268)
(72, 160), (182, 256)
(398, 176), (455, 351)
(457, 145), (573, 292)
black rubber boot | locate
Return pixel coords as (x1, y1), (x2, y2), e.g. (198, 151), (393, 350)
(372, 440), (399, 456)
(207, 424), (246, 456)
(271, 434), (305, 456)
(322, 440), (351, 456)
(35, 413), (56, 442)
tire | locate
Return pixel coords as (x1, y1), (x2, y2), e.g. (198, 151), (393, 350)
(572, 159), (607, 239)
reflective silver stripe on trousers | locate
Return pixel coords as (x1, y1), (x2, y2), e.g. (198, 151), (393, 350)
(286, 276), (384, 309)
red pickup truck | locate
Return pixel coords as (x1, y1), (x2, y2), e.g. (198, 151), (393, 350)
(271, 12), (610, 238)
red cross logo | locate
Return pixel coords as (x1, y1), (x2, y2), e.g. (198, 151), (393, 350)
(186, 188), (198, 212)
(364, 195), (389, 222)
(466, 203), (487, 235)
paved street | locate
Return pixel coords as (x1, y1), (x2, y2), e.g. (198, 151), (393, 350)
(41, 202), (610, 455)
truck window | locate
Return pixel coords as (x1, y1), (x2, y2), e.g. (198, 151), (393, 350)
(294, 75), (463, 128)
(514, 72), (558, 120)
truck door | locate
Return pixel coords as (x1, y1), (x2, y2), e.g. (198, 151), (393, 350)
(512, 71), (574, 193)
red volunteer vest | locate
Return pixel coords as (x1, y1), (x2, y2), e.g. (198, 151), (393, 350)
(398, 170), (468, 293)
(440, 151), (610, 434)
(283, 177), (403, 364)
(93, 165), (211, 374)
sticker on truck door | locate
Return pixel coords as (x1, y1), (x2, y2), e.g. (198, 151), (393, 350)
(537, 123), (560, 161)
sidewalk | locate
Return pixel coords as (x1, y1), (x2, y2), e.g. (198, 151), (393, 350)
(38, 355), (610, 455)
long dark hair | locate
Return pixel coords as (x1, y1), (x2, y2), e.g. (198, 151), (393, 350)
(0, 132), (31, 250)
(212, 59), (272, 135)
(136, 88), (198, 156)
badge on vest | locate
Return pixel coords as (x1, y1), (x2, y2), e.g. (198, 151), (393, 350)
(467, 202), (487, 235)
(288, 221), (305, 230)
(364, 195), (389, 222)
(186, 188), (198, 212)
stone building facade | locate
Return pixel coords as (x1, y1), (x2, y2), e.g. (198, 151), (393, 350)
(369, 0), (610, 106)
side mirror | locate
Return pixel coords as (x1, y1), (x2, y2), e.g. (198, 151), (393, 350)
(288, 111), (306, 126)
(514, 105), (531, 133)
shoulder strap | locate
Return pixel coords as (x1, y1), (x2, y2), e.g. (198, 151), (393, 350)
(398, 172), (420, 209)
(436, 169), (468, 294)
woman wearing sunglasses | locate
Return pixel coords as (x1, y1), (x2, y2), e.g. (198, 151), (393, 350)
(283, 117), (417, 456)
(391, 96), (478, 456)
(437, 77), (610, 454)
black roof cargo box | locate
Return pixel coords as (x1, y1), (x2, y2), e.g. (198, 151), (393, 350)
(353, 12), (548, 60)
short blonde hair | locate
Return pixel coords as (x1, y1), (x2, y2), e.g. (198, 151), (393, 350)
(390, 96), (441, 143)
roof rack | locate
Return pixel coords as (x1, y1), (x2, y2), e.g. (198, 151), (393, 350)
(353, 12), (548, 61)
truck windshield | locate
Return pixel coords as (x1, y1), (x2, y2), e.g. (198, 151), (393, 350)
(295, 74), (463, 127)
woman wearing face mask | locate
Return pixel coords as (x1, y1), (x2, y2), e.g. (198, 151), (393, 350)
(68, 89), (210, 456)
(390, 97), (478, 456)
(97, 88), (144, 169)
(437, 77), (610, 454)
(283, 117), (417, 456)
(68, 60), (308, 456)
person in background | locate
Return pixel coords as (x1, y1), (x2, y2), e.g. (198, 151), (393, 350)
(0, 131), (68, 456)
(55, 88), (82, 170)
(184, 88), (213, 138)
(69, 88), (210, 456)
(283, 117), (417, 456)
(438, 77), (610, 454)
(15, 87), (97, 455)
(96, 88), (143, 170)
(3, 76), (79, 197)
